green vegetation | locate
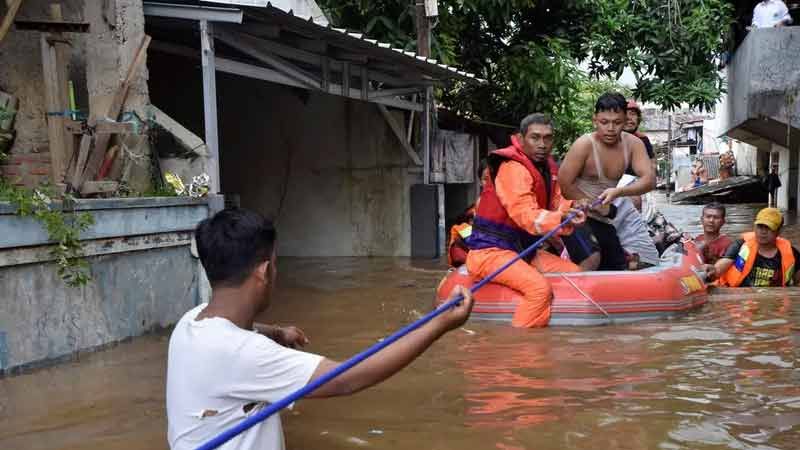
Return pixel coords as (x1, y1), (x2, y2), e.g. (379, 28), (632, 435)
(319, 0), (732, 154)
(0, 162), (94, 287)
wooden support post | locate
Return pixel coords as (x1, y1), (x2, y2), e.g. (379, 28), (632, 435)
(341, 62), (350, 96)
(200, 20), (221, 194)
(422, 87), (432, 184)
(414, 0), (431, 57)
(40, 3), (74, 184)
(407, 94), (417, 144)
(360, 67), (368, 100)
(321, 57), (330, 93)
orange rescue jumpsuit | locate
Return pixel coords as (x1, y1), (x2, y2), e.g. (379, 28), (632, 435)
(466, 161), (580, 328)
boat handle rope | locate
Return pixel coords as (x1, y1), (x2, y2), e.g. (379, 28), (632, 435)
(559, 273), (611, 320)
(195, 196), (605, 450)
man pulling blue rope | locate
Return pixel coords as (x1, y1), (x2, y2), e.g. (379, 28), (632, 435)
(166, 209), (474, 450)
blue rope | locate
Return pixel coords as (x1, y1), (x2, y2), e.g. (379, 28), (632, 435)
(195, 197), (603, 450)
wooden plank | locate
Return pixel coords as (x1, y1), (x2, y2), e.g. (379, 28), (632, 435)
(77, 34), (151, 190)
(95, 120), (141, 135)
(64, 119), (85, 135)
(0, 0), (23, 44)
(150, 39), (425, 112)
(80, 180), (118, 195)
(40, 4), (74, 185)
(369, 87), (423, 99)
(215, 28), (321, 89)
(149, 105), (208, 156)
(68, 134), (93, 192)
(13, 19), (90, 33)
(377, 104), (422, 166)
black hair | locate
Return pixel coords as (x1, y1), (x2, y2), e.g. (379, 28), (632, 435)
(702, 202), (726, 219)
(519, 113), (553, 136)
(195, 208), (276, 287)
(595, 92), (628, 114)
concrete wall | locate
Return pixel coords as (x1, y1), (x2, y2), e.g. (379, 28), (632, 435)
(0, 197), (211, 373)
(0, 0), (151, 190)
(148, 51), (420, 257)
(724, 28), (800, 150)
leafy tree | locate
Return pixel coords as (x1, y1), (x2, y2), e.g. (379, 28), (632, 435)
(318, 0), (732, 152)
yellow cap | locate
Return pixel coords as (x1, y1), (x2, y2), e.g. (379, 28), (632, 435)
(754, 207), (783, 231)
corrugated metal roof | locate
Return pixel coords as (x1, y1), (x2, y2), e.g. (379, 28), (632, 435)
(254, 2), (485, 84)
(147, 1), (484, 84)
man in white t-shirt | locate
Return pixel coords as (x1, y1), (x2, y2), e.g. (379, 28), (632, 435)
(750, 0), (793, 29)
(166, 209), (473, 450)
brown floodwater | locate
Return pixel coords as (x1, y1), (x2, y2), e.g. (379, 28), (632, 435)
(2, 198), (800, 450)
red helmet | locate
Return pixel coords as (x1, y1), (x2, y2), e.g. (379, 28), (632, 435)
(626, 99), (642, 113)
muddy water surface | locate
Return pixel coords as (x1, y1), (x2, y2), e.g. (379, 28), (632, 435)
(2, 200), (800, 450)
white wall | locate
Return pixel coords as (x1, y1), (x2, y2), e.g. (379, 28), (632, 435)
(774, 143), (790, 210)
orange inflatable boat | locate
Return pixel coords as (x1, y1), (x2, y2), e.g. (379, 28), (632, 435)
(435, 241), (709, 326)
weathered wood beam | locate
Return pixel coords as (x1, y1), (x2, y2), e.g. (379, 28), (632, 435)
(368, 87), (423, 99)
(40, 4), (74, 185)
(0, 0), (23, 43)
(72, 34), (151, 191)
(212, 27), (431, 87)
(377, 104), (422, 166)
(149, 105), (208, 157)
(80, 180), (119, 195)
(215, 28), (321, 90)
(150, 40), (425, 112)
(14, 19), (90, 33)
(64, 119), (144, 136)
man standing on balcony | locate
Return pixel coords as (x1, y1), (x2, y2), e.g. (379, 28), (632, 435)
(750, 0), (793, 29)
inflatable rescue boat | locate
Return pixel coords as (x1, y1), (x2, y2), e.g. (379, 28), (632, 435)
(435, 241), (708, 326)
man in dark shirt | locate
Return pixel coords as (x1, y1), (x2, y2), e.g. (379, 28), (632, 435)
(623, 100), (655, 171)
(705, 208), (800, 287)
(764, 164), (782, 208)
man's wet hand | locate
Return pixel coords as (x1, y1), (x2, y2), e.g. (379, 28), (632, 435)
(437, 285), (474, 331)
(700, 264), (717, 281)
(564, 208), (586, 226)
(572, 198), (592, 210)
(277, 326), (309, 348)
(599, 187), (624, 205)
(255, 323), (310, 348)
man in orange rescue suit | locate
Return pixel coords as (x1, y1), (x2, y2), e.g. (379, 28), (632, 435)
(465, 113), (586, 328)
(704, 207), (800, 287)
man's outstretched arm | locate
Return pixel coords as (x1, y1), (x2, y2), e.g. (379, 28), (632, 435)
(306, 286), (474, 398)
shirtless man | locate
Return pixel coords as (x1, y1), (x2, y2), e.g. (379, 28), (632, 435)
(558, 92), (656, 270)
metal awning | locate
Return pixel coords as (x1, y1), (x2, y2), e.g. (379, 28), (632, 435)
(143, 1), (481, 191)
(143, 1), (484, 86)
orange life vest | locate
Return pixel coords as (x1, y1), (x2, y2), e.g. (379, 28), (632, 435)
(718, 232), (795, 287)
(465, 135), (558, 256)
(447, 223), (472, 267)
